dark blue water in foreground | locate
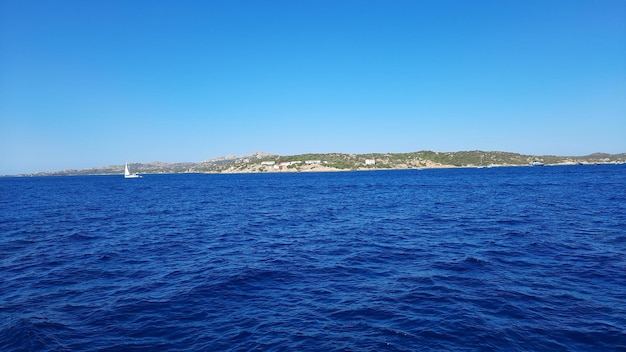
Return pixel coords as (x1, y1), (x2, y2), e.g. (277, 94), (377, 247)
(2, 166), (626, 351)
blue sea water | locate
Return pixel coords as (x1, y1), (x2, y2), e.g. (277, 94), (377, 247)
(1, 165), (625, 351)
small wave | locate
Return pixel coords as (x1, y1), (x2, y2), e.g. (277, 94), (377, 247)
(432, 256), (492, 273)
(0, 317), (69, 352)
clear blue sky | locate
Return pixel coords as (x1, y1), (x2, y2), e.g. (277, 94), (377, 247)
(1, 0), (625, 174)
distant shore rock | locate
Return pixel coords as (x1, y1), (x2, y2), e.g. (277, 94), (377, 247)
(20, 150), (626, 176)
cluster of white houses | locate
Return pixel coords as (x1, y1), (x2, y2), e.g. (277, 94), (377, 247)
(259, 159), (376, 170)
(260, 160), (326, 170)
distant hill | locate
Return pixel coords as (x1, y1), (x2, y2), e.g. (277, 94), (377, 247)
(24, 150), (626, 176)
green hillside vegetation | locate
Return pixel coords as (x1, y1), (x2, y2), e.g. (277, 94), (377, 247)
(24, 150), (626, 176)
(249, 150), (626, 170)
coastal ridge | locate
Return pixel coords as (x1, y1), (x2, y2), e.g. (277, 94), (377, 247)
(21, 150), (626, 176)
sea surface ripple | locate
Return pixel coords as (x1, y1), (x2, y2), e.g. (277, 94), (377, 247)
(1, 165), (625, 351)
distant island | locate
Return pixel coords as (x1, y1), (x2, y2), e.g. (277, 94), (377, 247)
(21, 150), (626, 176)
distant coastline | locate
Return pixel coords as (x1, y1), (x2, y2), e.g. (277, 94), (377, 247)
(13, 150), (626, 177)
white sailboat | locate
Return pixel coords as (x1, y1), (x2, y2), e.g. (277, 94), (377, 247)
(124, 162), (141, 178)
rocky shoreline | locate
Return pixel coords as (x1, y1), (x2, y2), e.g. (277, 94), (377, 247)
(18, 150), (626, 176)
